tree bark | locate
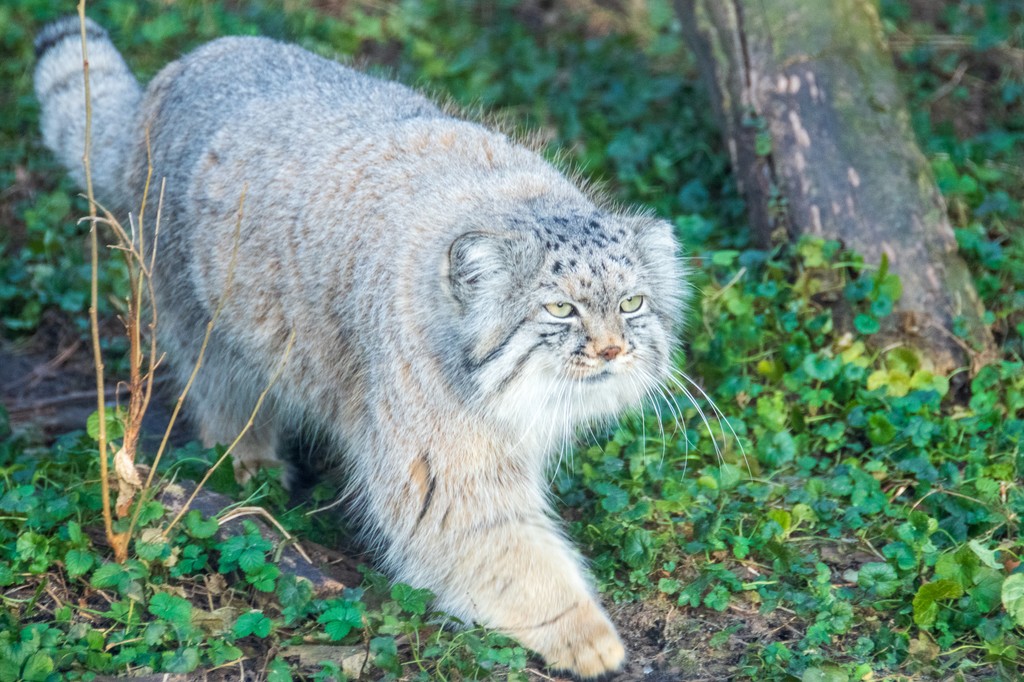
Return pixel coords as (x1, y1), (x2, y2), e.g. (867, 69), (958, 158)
(676, 0), (996, 375)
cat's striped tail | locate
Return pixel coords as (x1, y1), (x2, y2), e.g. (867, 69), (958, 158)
(34, 16), (141, 203)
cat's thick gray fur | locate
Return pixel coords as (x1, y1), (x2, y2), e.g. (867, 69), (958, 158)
(35, 16), (687, 677)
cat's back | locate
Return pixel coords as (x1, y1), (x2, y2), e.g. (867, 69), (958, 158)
(135, 34), (444, 196)
(159, 35), (438, 119)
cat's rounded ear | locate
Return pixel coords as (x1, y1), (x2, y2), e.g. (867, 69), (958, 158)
(630, 215), (688, 323)
(633, 216), (679, 258)
(447, 232), (507, 305)
(447, 231), (541, 305)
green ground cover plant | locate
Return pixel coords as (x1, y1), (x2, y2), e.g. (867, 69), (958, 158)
(1, 0), (1022, 679)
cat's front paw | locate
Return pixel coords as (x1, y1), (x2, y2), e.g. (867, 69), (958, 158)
(529, 601), (625, 679)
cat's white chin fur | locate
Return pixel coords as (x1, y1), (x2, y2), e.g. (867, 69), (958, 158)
(490, 355), (650, 465)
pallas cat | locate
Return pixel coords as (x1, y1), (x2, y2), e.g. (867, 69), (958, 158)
(35, 16), (686, 677)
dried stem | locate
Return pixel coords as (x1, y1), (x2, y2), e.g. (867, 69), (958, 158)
(126, 188), (246, 541)
(115, 140), (157, 509)
(76, 1), (122, 560)
(218, 505), (313, 564)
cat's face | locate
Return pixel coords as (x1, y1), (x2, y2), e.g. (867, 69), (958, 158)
(448, 209), (685, 434)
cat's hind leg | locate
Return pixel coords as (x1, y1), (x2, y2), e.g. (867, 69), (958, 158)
(196, 400), (284, 486)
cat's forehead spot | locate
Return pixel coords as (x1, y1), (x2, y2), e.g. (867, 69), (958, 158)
(532, 211), (629, 246)
(528, 210), (643, 306)
(549, 255), (636, 310)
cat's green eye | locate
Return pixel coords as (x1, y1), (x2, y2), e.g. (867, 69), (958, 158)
(620, 295), (644, 313)
(545, 302), (576, 318)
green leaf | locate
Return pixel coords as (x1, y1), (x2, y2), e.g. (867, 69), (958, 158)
(277, 575), (314, 625)
(21, 652), (54, 682)
(703, 584), (730, 611)
(184, 510), (220, 539)
(1002, 573), (1024, 627)
(844, 278), (872, 303)
(246, 563), (280, 592)
(172, 544), (208, 576)
(866, 413), (897, 445)
(161, 646), (200, 673)
(791, 503), (817, 527)
(371, 636), (400, 673)
(371, 636), (398, 657)
(857, 562), (901, 598)
(140, 14), (186, 43)
(934, 549), (976, 587)
(135, 500), (166, 526)
(767, 509), (792, 537)
(238, 546), (267, 573)
(90, 563), (124, 589)
(731, 535), (751, 559)
(64, 549), (94, 579)
(209, 640), (244, 666)
(756, 394), (788, 431)
(715, 462), (743, 491)
(390, 583), (432, 615)
(234, 610), (272, 638)
(869, 294), (893, 318)
(762, 430), (796, 466)
(797, 238), (826, 267)
(621, 528), (655, 569)
(144, 621), (169, 646)
(658, 578), (681, 595)
(0, 485), (36, 513)
(802, 352), (840, 382)
(135, 531), (170, 562)
(86, 407), (126, 441)
(908, 370), (949, 396)
(216, 521), (273, 573)
(967, 568), (1004, 613)
(709, 624), (741, 647)
(593, 482), (629, 512)
(854, 314), (880, 335)
(266, 658), (293, 682)
(711, 250), (740, 267)
(318, 602), (364, 641)
(913, 579), (964, 628)
(149, 592), (192, 627)
(16, 532), (49, 562)
(968, 540), (1002, 570)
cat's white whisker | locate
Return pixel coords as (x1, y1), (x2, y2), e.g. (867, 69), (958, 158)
(665, 372), (724, 466)
(547, 374), (572, 482)
(673, 368), (751, 476)
(632, 365), (671, 463)
(632, 372), (662, 464)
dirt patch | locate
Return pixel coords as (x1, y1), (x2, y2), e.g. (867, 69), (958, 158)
(574, 595), (799, 682)
(2, 314), (99, 438)
(1, 313), (195, 448)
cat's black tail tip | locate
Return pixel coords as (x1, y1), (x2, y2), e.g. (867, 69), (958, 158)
(34, 15), (107, 59)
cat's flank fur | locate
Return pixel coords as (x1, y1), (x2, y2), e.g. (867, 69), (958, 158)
(36, 16), (686, 677)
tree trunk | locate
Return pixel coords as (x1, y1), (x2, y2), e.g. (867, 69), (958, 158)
(676, 0), (996, 375)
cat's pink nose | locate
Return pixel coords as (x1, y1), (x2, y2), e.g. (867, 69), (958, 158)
(599, 345), (622, 361)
